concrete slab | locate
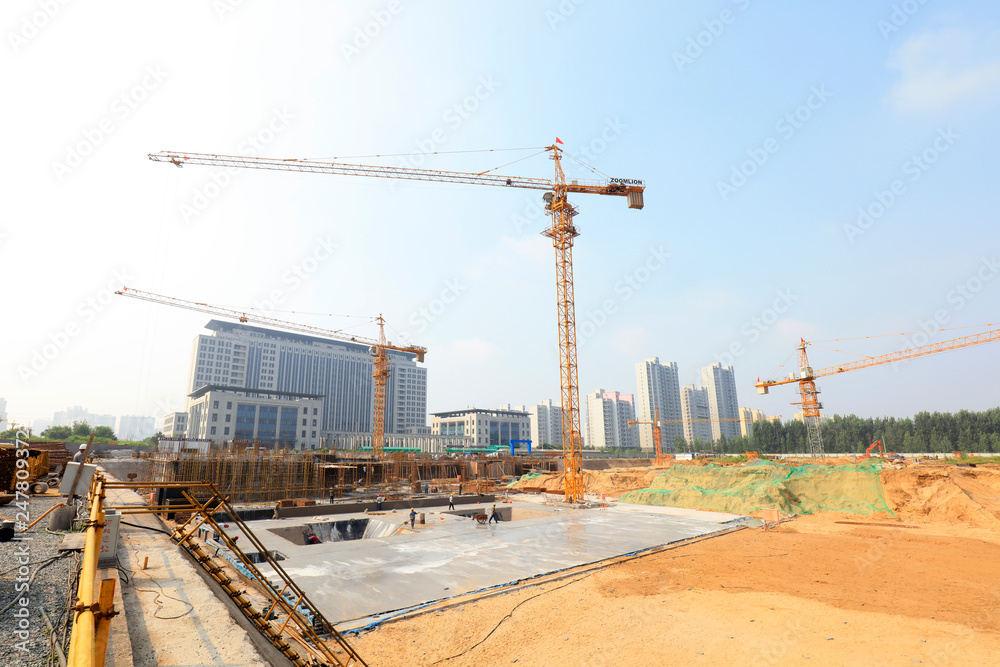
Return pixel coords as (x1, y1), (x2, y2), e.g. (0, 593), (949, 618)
(220, 503), (747, 629)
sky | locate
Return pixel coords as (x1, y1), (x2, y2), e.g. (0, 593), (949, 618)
(3, 1), (1000, 431)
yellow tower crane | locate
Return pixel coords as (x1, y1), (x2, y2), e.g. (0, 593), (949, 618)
(755, 326), (1000, 458)
(115, 286), (425, 460)
(149, 144), (645, 502)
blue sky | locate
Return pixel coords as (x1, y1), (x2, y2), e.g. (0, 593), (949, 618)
(3, 1), (999, 430)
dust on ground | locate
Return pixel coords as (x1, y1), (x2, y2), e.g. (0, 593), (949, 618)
(352, 461), (1000, 666)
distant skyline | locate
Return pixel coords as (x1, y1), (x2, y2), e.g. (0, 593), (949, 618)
(5, 2), (1000, 429)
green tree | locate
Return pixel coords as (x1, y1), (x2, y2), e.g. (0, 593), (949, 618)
(93, 425), (116, 439)
(72, 421), (92, 437)
(42, 425), (73, 440)
(144, 431), (164, 446)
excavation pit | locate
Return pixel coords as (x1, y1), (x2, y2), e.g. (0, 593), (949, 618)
(268, 518), (399, 545)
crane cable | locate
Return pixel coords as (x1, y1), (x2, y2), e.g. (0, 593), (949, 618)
(810, 322), (999, 344)
(304, 146), (546, 162)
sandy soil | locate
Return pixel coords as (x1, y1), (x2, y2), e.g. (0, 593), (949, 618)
(352, 463), (1000, 666)
(350, 513), (1000, 666)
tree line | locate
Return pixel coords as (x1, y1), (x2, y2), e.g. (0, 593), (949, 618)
(690, 408), (1000, 455)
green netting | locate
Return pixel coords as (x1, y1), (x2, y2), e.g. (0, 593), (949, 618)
(508, 472), (545, 487)
(619, 459), (894, 516)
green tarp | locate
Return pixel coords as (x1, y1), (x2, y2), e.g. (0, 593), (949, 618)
(620, 459), (893, 516)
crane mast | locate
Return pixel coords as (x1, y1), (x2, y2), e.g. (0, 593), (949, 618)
(150, 144), (645, 503)
(756, 326), (1000, 458)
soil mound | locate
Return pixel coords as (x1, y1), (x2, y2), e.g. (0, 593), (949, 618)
(880, 465), (1000, 529)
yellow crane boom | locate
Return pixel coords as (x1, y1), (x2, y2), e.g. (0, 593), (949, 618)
(150, 144), (645, 503)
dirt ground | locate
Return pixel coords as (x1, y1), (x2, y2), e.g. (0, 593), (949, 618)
(352, 463), (1000, 666)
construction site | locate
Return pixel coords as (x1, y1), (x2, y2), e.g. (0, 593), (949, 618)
(5, 138), (1000, 666)
(3, 433), (1000, 666)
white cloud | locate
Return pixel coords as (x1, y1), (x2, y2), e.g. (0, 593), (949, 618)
(887, 29), (1000, 112)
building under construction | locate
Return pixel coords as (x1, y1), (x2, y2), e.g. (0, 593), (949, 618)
(115, 443), (559, 505)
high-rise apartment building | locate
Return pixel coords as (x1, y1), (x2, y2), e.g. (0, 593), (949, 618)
(118, 415), (156, 441)
(701, 363), (740, 441)
(738, 407), (768, 437)
(680, 384), (713, 445)
(634, 357), (683, 452)
(585, 390), (637, 451)
(528, 399), (563, 449)
(186, 320), (427, 436)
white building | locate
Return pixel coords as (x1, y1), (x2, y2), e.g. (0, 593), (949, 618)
(0, 397), (7, 431)
(635, 358), (683, 452)
(186, 320), (427, 437)
(585, 390), (638, 451)
(162, 412), (188, 438)
(528, 399), (563, 450)
(701, 363), (740, 441)
(680, 385), (713, 445)
(186, 386), (324, 450)
(430, 407), (530, 450)
(118, 415), (156, 441)
(738, 407), (769, 438)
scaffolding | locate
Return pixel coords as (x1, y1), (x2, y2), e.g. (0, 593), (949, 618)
(133, 446), (559, 505)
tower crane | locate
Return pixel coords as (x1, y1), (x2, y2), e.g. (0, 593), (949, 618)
(627, 407), (670, 466)
(115, 286), (426, 460)
(755, 326), (1000, 458)
(149, 145), (645, 502)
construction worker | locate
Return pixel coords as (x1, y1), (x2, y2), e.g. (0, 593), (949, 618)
(376, 494), (384, 511)
(409, 508), (417, 529)
(72, 443), (86, 463)
(488, 503), (500, 524)
(448, 494), (455, 510)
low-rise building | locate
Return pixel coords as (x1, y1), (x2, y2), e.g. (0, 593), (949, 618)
(430, 407), (530, 450)
(185, 385), (324, 450)
(162, 412), (188, 438)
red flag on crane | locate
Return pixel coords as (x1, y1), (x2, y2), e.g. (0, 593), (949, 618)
(555, 137), (564, 144)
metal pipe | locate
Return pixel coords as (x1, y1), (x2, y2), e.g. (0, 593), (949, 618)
(66, 476), (105, 666)
(18, 502), (66, 533)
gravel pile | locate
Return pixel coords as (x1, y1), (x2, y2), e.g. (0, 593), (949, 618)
(1, 495), (83, 667)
